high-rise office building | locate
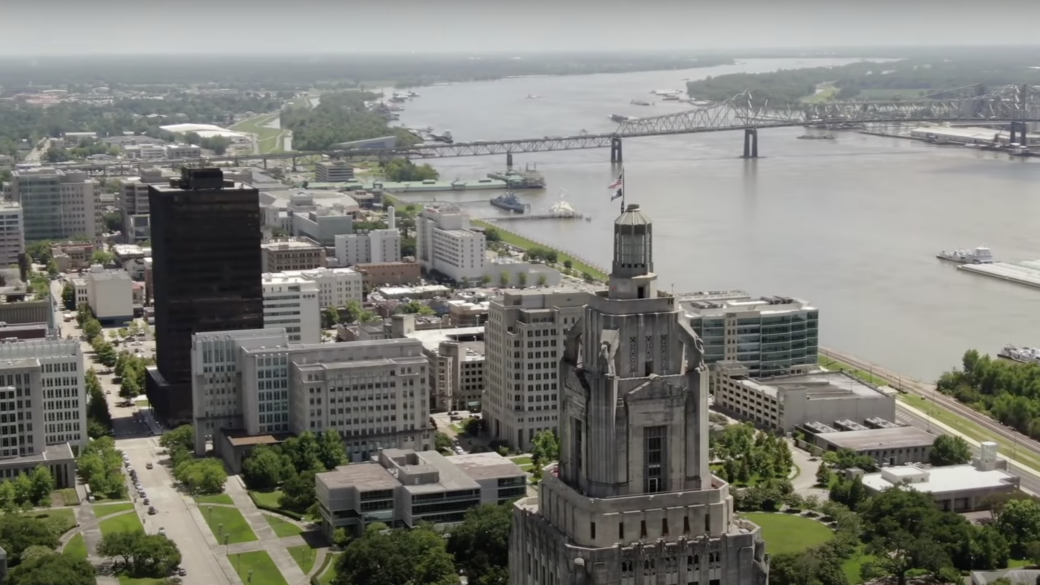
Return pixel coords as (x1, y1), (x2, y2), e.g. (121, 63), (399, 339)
(510, 205), (768, 585)
(146, 168), (263, 424)
(0, 203), (25, 268)
(484, 289), (587, 452)
(9, 167), (100, 243)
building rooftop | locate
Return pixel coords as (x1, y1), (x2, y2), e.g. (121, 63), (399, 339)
(383, 449), (481, 495)
(0, 443), (75, 467)
(682, 294), (816, 317)
(317, 463), (400, 491)
(815, 426), (936, 451)
(83, 266), (132, 282)
(449, 452), (526, 480)
(860, 463), (1019, 495)
(405, 326), (485, 355)
(737, 370), (884, 400)
(262, 238), (323, 251)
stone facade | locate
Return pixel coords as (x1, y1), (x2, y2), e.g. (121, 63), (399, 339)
(509, 204), (768, 585)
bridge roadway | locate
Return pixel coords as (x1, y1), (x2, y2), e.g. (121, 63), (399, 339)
(52, 83), (1040, 171)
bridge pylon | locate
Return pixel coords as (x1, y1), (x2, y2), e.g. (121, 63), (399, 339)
(610, 136), (623, 163)
(1010, 121), (1029, 146)
(506, 153), (513, 169)
(742, 129), (759, 159)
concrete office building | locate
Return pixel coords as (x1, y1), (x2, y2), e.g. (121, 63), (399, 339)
(813, 426), (936, 466)
(0, 203), (24, 268)
(484, 289), (587, 452)
(265, 267), (363, 310)
(416, 205), (486, 283)
(395, 316), (486, 411)
(262, 275), (320, 343)
(510, 205), (768, 585)
(261, 238), (327, 272)
(147, 168), (264, 425)
(72, 265), (134, 324)
(860, 443), (1019, 512)
(0, 339), (87, 454)
(683, 292), (819, 379)
(315, 161), (355, 183)
(164, 144), (201, 159)
(191, 330), (431, 464)
(117, 169), (171, 244)
(315, 449), (525, 537)
(9, 167), (101, 243)
(712, 363), (895, 433)
(334, 230), (401, 267)
(49, 241), (94, 272)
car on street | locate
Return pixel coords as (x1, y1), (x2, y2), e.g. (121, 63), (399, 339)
(158, 527), (165, 536)
(146, 462), (153, 470)
(143, 498), (150, 506)
(148, 507), (157, 515)
(177, 568), (187, 576)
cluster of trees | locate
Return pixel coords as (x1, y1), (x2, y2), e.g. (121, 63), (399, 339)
(77, 436), (127, 499)
(815, 447), (879, 489)
(0, 467), (54, 512)
(685, 57), (1040, 106)
(529, 430), (560, 481)
(280, 91), (420, 151)
(85, 368), (113, 438)
(395, 300), (435, 316)
(99, 530), (182, 579)
(382, 159), (439, 182)
(180, 132), (233, 155)
(76, 304), (104, 343)
(321, 300), (380, 329)
(44, 141), (123, 163)
(938, 349), (1040, 440)
(114, 347), (153, 401)
(770, 501), (860, 585)
(5, 550), (95, 585)
(158, 425), (225, 494)
(241, 430), (347, 514)
(710, 422), (793, 486)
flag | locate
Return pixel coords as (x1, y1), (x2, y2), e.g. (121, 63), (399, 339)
(607, 170), (624, 190)
(611, 187), (623, 201)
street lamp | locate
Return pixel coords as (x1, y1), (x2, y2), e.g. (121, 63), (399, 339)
(248, 570), (254, 584)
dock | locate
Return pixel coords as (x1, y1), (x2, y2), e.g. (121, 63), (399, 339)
(958, 261), (1040, 289)
(487, 214), (585, 222)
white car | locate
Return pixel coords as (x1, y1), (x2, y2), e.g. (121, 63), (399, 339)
(158, 527), (166, 536)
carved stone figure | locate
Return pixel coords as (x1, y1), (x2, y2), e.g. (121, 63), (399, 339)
(690, 333), (707, 373)
(600, 341), (614, 376)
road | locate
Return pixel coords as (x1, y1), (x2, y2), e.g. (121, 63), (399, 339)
(23, 138), (50, 164)
(820, 347), (1040, 470)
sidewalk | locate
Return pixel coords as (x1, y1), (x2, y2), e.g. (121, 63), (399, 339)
(226, 477), (308, 585)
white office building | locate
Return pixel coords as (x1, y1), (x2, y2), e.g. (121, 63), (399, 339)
(164, 144), (202, 159)
(416, 205), (486, 283)
(484, 289), (588, 451)
(10, 167), (101, 243)
(0, 339), (87, 449)
(334, 229), (401, 267)
(72, 264), (134, 324)
(315, 161), (355, 183)
(0, 203), (25, 267)
(191, 330), (430, 462)
(262, 275), (321, 343)
(266, 267), (363, 310)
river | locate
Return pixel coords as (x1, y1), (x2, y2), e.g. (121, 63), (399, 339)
(390, 58), (1040, 382)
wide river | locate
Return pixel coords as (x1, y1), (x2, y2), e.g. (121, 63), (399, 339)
(390, 58), (1040, 382)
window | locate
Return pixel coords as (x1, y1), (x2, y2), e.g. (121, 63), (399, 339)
(619, 522), (624, 540)
(572, 418), (583, 475)
(644, 425), (665, 493)
(590, 522), (596, 540)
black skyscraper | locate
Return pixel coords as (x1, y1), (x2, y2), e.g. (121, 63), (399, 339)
(146, 168), (263, 424)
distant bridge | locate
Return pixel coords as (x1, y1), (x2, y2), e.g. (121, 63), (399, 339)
(57, 84), (1040, 173)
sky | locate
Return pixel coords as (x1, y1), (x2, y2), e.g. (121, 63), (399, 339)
(5, 0), (1040, 56)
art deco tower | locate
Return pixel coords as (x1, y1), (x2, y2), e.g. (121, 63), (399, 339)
(510, 204), (769, 585)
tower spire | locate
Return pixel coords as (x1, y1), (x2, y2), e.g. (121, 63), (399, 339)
(609, 204), (657, 300)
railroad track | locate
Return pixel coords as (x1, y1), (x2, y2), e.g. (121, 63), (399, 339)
(820, 347), (1040, 464)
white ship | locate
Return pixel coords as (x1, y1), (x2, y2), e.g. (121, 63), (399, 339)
(998, 344), (1040, 364)
(936, 246), (994, 264)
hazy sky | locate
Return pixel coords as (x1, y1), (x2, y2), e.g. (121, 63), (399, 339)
(6, 0), (1040, 55)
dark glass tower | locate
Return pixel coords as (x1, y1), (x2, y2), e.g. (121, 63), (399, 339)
(146, 168), (263, 424)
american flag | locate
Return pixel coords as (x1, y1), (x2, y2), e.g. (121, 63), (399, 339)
(607, 170), (624, 190)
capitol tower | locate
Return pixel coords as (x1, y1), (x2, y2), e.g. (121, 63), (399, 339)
(510, 204), (769, 585)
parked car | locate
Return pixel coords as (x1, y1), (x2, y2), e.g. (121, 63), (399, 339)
(146, 462), (153, 470)
(143, 498), (150, 506)
(177, 568), (186, 576)
(147, 507), (157, 515)
(158, 527), (165, 536)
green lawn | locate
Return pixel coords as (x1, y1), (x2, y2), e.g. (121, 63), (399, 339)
(63, 533), (87, 560)
(99, 512), (144, 536)
(248, 490), (284, 509)
(743, 513), (834, 555)
(471, 219), (607, 282)
(94, 502), (135, 518)
(819, 356), (890, 387)
(288, 544), (317, 574)
(801, 86), (840, 103)
(841, 545), (875, 584)
(196, 493), (235, 505)
(316, 553), (341, 585)
(228, 551), (289, 585)
(30, 508), (78, 536)
(509, 456), (532, 466)
(117, 576), (165, 585)
(858, 88), (932, 100)
(266, 514), (303, 538)
(199, 505), (258, 544)
(230, 113), (287, 154)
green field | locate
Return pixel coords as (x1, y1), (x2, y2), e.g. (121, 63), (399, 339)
(200, 505), (258, 544)
(99, 512), (144, 536)
(818, 355), (890, 387)
(471, 219), (607, 281)
(195, 494), (235, 505)
(316, 554), (340, 585)
(288, 544), (317, 574)
(230, 113), (287, 154)
(248, 490), (284, 509)
(117, 576), (165, 585)
(801, 86), (840, 103)
(94, 502), (135, 518)
(841, 545), (875, 584)
(266, 515), (303, 538)
(228, 551), (289, 585)
(63, 533), (87, 560)
(30, 508), (77, 536)
(743, 513), (834, 556)
(858, 88), (932, 100)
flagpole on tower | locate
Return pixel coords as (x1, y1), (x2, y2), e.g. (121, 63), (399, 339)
(620, 168), (625, 214)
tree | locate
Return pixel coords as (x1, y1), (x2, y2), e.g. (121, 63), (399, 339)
(159, 425), (195, 454)
(5, 552), (95, 585)
(173, 459), (227, 495)
(99, 531), (137, 568)
(930, 435), (972, 466)
(82, 319), (102, 341)
(563, 260), (572, 270)
(91, 250), (115, 266)
(530, 430), (559, 467)
(498, 272), (509, 287)
(815, 463), (831, 487)
(119, 373), (140, 400)
(322, 307), (340, 329)
(517, 272), (527, 287)
(317, 429), (348, 470)
(280, 470), (317, 513)
(862, 530), (948, 585)
(102, 211), (123, 233)
(241, 444), (293, 491)
(0, 515), (60, 560)
(382, 158), (439, 182)
(333, 523), (457, 585)
(447, 503), (512, 585)
(434, 432), (454, 454)
(996, 498), (1040, 557)
(480, 274), (492, 286)
(396, 300), (435, 316)
(19, 545), (55, 564)
(28, 466), (53, 506)
(282, 432), (324, 474)
(484, 228), (501, 243)
(61, 282), (75, 310)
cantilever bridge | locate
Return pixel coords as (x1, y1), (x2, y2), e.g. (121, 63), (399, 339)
(63, 84), (1040, 172)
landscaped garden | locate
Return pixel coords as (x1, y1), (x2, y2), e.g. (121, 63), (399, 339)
(742, 513), (834, 555)
(228, 551), (289, 585)
(199, 504), (258, 544)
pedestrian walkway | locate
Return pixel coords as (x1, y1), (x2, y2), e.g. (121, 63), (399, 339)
(225, 478), (309, 585)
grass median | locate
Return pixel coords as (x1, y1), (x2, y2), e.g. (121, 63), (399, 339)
(228, 551), (289, 585)
(199, 504), (258, 544)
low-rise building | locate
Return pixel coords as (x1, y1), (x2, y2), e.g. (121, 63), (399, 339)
(813, 426), (936, 466)
(315, 449), (525, 537)
(265, 267), (363, 310)
(376, 285), (451, 301)
(353, 261), (421, 288)
(262, 274), (321, 343)
(164, 144), (201, 159)
(73, 264), (134, 324)
(334, 229), (401, 267)
(261, 238), (327, 273)
(315, 161), (355, 183)
(712, 364), (895, 433)
(397, 316), (486, 411)
(49, 241), (94, 272)
(0, 339), (87, 453)
(859, 443), (1019, 512)
(484, 258), (562, 288)
(112, 244), (151, 280)
(446, 299), (489, 327)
